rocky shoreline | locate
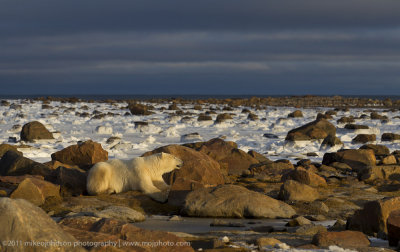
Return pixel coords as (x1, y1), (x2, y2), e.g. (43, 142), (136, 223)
(0, 98), (400, 251)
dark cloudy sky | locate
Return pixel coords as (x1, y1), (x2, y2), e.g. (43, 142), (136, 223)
(1, 0), (400, 96)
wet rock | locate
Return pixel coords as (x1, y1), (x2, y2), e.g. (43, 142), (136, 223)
(127, 103), (153, 115)
(94, 205), (145, 222)
(286, 118), (336, 141)
(387, 209), (400, 247)
(382, 133), (400, 142)
(51, 140), (108, 170)
(278, 180), (319, 202)
(312, 230), (370, 249)
(288, 110), (303, 118)
(322, 149), (376, 172)
(0, 150), (52, 176)
(352, 134), (376, 144)
(347, 197), (400, 237)
(10, 177), (60, 206)
(183, 184), (296, 218)
(282, 167), (327, 187)
(20, 121), (54, 142)
(185, 138), (259, 175)
(0, 198), (82, 251)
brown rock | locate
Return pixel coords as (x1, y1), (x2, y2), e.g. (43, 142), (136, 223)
(347, 197), (400, 237)
(0, 198), (83, 252)
(51, 140), (108, 170)
(286, 118), (336, 141)
(278, 180), (319, 202)
(358, 165), (400, 182)
(142, 145), (224, 206)
(184, 184), (296, 218)
(186, 138), (260, 175)
(10, 177), (60, 206)
(282, 167), (327, 187)
(197, 114), (212, 121)
(381, 155), (397, 165)
(256, 237), (282, 248)
(360, 144), (390, 156)
(20, 121), (54, 142)
(51, 166), (87, 197)
(247, 150), (270, 163)
(0, 143), (22, 158)
(322, 149), (376, 172)
(312, 231), (370, 248)
(0, 150), (52, 176)
(128, 103), (153, 115)
(288, 110), (303, 118)
(387, 209), (400, 247)
(352, 134), (376, 144)
(251, 161), (294, 182)
(215, 113), (233, 123)
(382, 133), (400, 142)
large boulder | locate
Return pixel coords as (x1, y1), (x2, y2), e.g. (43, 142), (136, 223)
(184, 138), (259, 175)
(183, 184), (296, 218)
(142, 145), (225, 206)
(51, 140), (108, 170)
(50, 166), (87, 197)
(0, 150), (52, 177)
(358, 165), (400, 182)
(322, 149), (376, 172)
(347, 197), (400, 237)
(10, 177), (60, 206)
(285, 118), (336, 141)
(0, 198), (83, 252)
(278, 180), (319, 202)
(312, 231), (370, 249)
(387, 209), (400, 247)
(20, 121), (54, 142)
(0, 143), (22, 158)
(282, 167), (327, 187)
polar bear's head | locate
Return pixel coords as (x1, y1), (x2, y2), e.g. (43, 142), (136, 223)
(158, 152), (184, 172)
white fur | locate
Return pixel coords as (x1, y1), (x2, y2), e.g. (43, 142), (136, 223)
(87, 152), (183, 202)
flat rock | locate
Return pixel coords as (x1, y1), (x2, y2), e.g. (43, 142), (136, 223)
(94, 205), (145, 222)
(183, 184), (296, 218)
(286, 118), (336, 141)
(312, 230), (370, 249)
(282, 167), (327, 187)
(0, 150), (52, 177)
(322, 149), (376, 172)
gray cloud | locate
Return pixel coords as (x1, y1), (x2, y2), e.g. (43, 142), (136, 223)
(0, 0), (399, 95)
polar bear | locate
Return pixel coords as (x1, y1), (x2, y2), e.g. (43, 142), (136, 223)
(86, 152), (183, 202)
